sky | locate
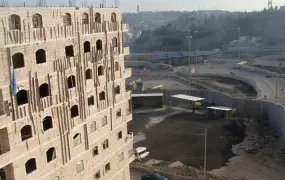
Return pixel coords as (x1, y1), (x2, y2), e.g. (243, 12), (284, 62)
(10, 0), (285, 12)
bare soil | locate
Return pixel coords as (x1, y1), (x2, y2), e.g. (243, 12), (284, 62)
(128, 109), (246, 170)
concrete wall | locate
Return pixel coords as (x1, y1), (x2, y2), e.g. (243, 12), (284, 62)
(144, 89), (285, 139)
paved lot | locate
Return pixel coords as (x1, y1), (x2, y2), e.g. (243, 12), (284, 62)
(130, 169), (144, 180)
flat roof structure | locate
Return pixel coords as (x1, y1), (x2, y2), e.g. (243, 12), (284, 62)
(171, 94), (205, 102)
(132, 93), (163, 97)
(207, 106), (232, 111)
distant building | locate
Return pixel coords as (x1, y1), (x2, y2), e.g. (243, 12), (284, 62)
(137, 5), (140, 13)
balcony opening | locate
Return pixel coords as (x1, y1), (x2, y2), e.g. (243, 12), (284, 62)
(98, 65), (104, 76)
(9, 14), (21, 30)
(73, 133), (82, 147)
(94, 171), (100, 180)
(115, 61), (119, 71)
(84, 41), (91, 53)
(99, 91), (105, 101)
(96, 40), (102, 51)
(116, 109), (121, 118)
(76, 160), (84, 173)
(105, 162), (110, 172)
(93, 146), (98, 156)
(115, 85), (120, 95)
(36, 49), (46, 64)
(103, 139), (109, 150)
(63, 13), (72, 26)
(16, 90), (28, 106)
(88, 96), (94, 106)
(85, 69), (92, 80)
(25, 158), (37, 174)
(111, 13), (116, 22)
(46, 147), (56, 162)
(90, 121), (96, 132)
(21, 125), (33, 141)
(82, 13), (89, 25)
(39, 83), (49, 98)
(95, 13), (101, 23)
(67, 75), (76, 89)
(0, 128), (10, 155)
(65, 45), (74, 57)
(32, 13), (43, 28)
(71, 105), (79, 118)
(12, 53), (25, 69)
(118, 131), (122, 139)
(43, 116), (53, 131)
(112, 37), (118, 47)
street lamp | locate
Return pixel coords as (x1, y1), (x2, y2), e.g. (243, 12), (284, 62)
(186, 30), (192, 92)
(194, 30), (199, 69)
(237, 27), (241, 61)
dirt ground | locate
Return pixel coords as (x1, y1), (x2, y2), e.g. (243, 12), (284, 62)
(128, 109), (246, 170)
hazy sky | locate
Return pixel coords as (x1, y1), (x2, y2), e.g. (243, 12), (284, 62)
(11, 0), (285, 12)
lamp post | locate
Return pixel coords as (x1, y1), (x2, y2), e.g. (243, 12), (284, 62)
(194, 30), (199, 69)
(237, 27), (241, 61)
(186, 30), (192, 92)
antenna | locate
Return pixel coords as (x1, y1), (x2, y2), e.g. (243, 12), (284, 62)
(268, 0), (273, 9)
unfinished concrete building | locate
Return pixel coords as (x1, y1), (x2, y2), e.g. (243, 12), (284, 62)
(0, 6), (133, 180)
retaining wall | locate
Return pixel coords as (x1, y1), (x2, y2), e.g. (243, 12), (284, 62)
(144, 88), (285, 139)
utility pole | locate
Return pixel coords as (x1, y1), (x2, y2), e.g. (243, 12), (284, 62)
(204, 128), (207, 180)
(194, 30), (199, 70)
(186, 30), (192, 92)
(268, 0), (273, 10)
(237, 27), (241, 61)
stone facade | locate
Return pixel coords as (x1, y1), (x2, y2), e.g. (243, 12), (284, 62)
(0, 6), (133, 180)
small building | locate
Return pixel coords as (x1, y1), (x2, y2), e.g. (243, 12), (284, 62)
(132, 93), (163, 108)
(207, 106), (233, 119)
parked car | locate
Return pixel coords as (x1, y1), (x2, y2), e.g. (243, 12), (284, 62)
(141, 173), (167, 180)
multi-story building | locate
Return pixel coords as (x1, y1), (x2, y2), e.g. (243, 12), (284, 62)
(0, 6), (134, 180)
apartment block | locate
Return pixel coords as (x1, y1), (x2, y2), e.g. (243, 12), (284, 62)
(0, 6), (134, 180)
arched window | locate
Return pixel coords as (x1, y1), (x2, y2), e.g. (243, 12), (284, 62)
(103, 139), (109, 149)
(36, 49), (46, 64)
(21, 125), (32, 141)
(115, 85), (120, 94)
(63, 13), (72, 26)
(99, 91), (105, 101)
(9, 14), (21, 30)
(43, 116), (53, 131)
(71, 105), (79, 118)
(46, 147), (56, 162)
(32, 14), (43, 28)
(65, 45), (74, 57)
(67, 75), (76, 89)
(83, 41), (91, 53)
(25, 158), (37, 174)
(73, 133), (81, 147)
(82, 13), (89, 24)
(12, 53), (25, 69)
(98, 66), (104, 76)
(90, 121), (96, 132)
(95, 13), (101, 23)
(96, 40), (102, 51)
(85, 69), (92, 80)
(116, 109), (121, 118)
(117, 131), (122, 139)
(111, 13), (116, 22)
(16, 90), (28, 106)
(39, 83), (49, 98)
(88, 96), (94, 106)
(76, 160), (84, 173)
(112, 37), (118, 47)
(115, 62), (119, 71)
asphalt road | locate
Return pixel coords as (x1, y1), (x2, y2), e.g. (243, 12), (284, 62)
(176, 59), (285, 102)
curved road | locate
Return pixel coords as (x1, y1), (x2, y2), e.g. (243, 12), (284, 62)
(177, 59), (285, 103)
